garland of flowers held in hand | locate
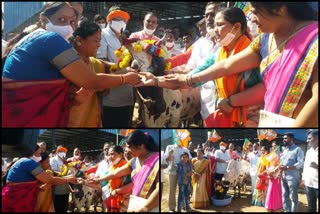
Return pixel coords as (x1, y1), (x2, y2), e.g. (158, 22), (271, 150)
(110, 40), (172, 72)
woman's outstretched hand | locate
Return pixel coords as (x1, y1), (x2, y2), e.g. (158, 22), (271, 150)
(123, 72), (141, 86)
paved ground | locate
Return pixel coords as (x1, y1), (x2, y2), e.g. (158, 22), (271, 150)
(161, 172), (317, 212)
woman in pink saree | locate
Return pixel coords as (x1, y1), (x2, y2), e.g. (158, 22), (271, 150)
(90, 130), (159, 212)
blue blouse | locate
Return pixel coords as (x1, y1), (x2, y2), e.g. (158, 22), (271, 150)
(2, 29), (79, 80)
(6, 158), (43, 182)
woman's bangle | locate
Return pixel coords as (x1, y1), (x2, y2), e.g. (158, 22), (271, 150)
(120, 75), (125, 84)
(226, 96), (235, 108)
(154, 77), (159, 87)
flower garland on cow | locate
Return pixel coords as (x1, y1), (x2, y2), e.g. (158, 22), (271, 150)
(111, 40), (172, 73)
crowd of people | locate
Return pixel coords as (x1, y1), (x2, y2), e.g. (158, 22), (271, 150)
(2, 130), (160, 212)
(161, 130), (318, 212)
(2, 2), (318, 128)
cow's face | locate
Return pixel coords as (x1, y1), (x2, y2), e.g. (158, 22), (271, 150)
(124, 41), (167, 77)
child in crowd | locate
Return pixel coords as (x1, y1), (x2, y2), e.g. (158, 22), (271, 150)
(177, 152), (192, 212)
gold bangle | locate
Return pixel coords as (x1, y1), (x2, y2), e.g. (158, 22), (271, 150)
(120, 75), (125, 84)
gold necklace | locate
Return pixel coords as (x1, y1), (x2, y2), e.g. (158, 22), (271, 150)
(264, 23), (308, 73)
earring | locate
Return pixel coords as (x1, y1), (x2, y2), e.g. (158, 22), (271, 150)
(76, 41), (81, 46)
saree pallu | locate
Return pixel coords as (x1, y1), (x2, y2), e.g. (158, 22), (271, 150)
(265, 176), (282, 211)
(68, 57), (103, 127)
(36, 184), (55, 212)
(2, 180), (39, 212)
(191, 158), (210, 208)
(205, 35), (261, 127)
(260, 22), (318, 117)
(104, 158), (129, 211)
(252, 156), (268, 207)
(2, 79), (71, 127)
(131, 153), (159, 198)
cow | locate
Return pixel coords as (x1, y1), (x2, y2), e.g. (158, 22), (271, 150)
(122, 39), (201, 127)
(67, 162), (99, 212)
(223, 159), (250, 198)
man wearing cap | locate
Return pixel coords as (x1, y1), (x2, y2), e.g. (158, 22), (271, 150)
(96, 5), (134, 127)
(213, 142), (230, 181)
(50, 145), (70, 212)
(129, 12), (160, 41)
(280, 132), (304, 212)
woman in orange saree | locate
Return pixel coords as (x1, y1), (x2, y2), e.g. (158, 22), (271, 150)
(90, 130), (159, 212)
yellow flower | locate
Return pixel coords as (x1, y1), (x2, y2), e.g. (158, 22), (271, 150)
(158, 49), (165, 57)
(109, 64), (119, 72)
(133, 43), (143, 52)
(57, 164), (68, 177)
(143, 40), (156, 45)
(115, 50), (122, 58)
(119, 55), (131, 69)
(165, 62), (172, 72)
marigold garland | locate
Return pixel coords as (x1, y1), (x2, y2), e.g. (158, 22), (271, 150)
(114, 40), (168, 71)
(165, 61), (172, 73)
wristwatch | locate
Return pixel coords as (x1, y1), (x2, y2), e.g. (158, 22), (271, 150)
(142, 207), (148, 212)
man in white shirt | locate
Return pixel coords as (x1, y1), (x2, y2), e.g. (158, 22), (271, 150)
(184, 2), (222, 122)
(96, 5), (134, 127)
(164, 29), (183, 58)
(302, 129), (318, 212)
(95, 143), (111, 180)
(94, 142), (112, 211)
(164, 144), (192, 212)
(214, 142), (231, 181)
(244, 142), (261, 196)
(160, 151), (167, 200)
(50, 145), (70, 212)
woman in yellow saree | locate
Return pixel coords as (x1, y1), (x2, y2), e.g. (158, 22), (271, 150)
(191, 148), (210, 209)
(252, 145), (269, 207)
(37, 152), (55, 212)
(68, 20), (106, 127)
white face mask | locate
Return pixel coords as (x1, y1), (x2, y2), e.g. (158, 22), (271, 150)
(46, 19), (74, 40)
(144, 27), (156, 36)
(220, 146), (226, 151)
(31, 155), (41, 163)
(98, 23), (105, 29)
(218, 28), (236, 47)
(166, 41), (174, 48)
(112, 157), (122, 165)
(58, 152), (66, 159)
(111, 20), (126, 33)
(207, 28), (215, 38)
